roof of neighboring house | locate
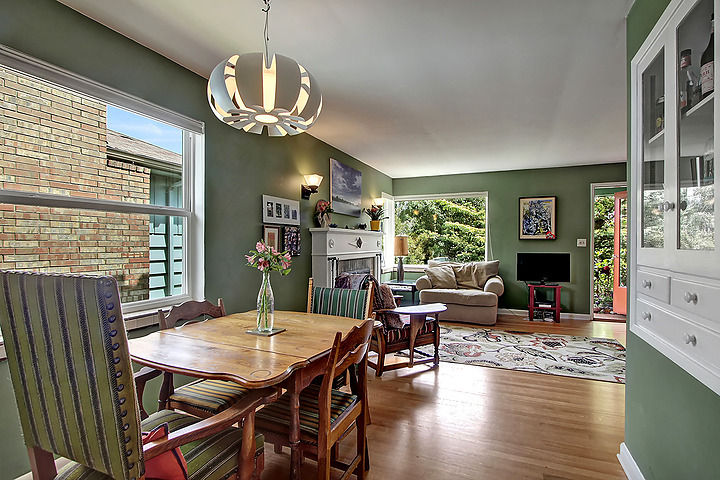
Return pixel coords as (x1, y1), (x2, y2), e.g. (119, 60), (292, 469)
(107, 129), (181, 166)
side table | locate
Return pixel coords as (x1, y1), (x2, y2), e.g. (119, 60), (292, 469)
(527, 283), (562, 322)
(385, 280), (418, 305)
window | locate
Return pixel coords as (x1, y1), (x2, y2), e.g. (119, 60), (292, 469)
(389, 193), (488, 265)
(0, 46), (204, 314)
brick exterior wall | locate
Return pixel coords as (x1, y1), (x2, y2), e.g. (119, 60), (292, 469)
(0, 67), (151, 302)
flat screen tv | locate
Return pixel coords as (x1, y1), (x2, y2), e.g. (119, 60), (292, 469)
(516, 252), (570, 284)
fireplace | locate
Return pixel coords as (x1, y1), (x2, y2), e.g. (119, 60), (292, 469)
(310, 228), (384, 287)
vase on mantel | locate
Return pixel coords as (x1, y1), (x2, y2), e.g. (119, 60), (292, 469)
(317, 213), (331, 228)
(256, 270), (274, 332)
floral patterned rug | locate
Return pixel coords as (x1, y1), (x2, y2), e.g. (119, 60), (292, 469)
(412, 326), (626, 383)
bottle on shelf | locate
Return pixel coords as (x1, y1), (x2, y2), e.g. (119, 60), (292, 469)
(680, 49), (700, 114)
(656, 95), (665, 134)
(701, 14), (714, 99)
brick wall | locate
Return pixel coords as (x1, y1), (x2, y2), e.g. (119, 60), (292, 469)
(0, 67), (151, 302)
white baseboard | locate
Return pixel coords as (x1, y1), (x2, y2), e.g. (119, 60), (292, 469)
(618, 443), (645, 480)
(498, 308), (592, 321)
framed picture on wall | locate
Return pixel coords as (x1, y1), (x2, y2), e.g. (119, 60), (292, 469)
(330, 158), (362, 217)
(262, 195), (300, 225)
(519, 196), (556, 240)
(283, 226), (301, 256)
(263, 225), (282, 251)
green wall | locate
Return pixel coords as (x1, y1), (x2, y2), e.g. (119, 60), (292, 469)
(626, 1), (720, 479)
(393, 163), (626, 314)
(0, 0), (390, 477)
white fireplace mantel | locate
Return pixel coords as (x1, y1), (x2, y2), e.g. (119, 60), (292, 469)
(309, 228), (383, 287)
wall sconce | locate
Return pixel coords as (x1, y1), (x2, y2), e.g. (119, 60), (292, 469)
(301, 174), (323, 199)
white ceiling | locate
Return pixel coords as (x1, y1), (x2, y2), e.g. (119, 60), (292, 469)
(58, 0), (631, 178)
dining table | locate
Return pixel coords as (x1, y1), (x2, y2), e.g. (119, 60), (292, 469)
(128, 309), (366, 480)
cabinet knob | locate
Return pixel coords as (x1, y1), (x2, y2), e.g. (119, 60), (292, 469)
(662, 201), (676, 212)
(683, 333), (697, 346)
(684, 292), (698, 304)
(642, 280), (652, 288)
(642, 311), (652, 321)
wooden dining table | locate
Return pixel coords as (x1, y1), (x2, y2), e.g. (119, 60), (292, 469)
(128, 310), (366, 480)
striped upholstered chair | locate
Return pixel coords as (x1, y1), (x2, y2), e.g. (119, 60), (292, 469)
(0, 271), (273, 480)
(154, 299), (253, 418)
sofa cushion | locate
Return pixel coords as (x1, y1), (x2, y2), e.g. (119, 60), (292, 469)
(425, 265), (457, 289)
(420, 288), (497, 307)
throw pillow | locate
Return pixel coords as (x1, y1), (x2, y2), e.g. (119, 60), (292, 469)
(425, 265), (457, 289)
(142, 423), (189, 480)
(474, 260), (500, 287)
(452, 263), (482, 289)
(378, 284), (404, 329)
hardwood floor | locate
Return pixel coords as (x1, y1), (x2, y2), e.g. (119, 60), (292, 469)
(260, 313), (627, 479)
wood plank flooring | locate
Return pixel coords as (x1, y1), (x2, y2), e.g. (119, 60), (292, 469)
(260, 313), (627, 479)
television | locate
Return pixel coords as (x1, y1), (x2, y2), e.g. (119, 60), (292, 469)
(516, 252), (570, 284)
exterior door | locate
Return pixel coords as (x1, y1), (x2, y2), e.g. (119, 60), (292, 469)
(613, 191), (628, 315)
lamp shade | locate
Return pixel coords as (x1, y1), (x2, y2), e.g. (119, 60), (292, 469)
(207, 52), (322, 137)
(303, 174), (323, 188)
(394, 235), (409, 257)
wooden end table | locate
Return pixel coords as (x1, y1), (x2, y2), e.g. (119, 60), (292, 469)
(385, 280), (419, 305)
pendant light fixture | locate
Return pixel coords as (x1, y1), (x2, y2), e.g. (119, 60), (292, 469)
(207, 0), (322, 136)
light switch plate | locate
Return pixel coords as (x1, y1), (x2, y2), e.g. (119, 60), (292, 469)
(577, 238), (587, 247)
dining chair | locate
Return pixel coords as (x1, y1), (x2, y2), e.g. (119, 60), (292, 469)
(0, 270), (274, 480)
(153, 299), (254, 419)
(368, 283), (441, 376)
(307, 277), (374, 321)
(254, 319), (374, 480)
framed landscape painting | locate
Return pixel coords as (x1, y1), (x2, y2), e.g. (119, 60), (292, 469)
(519, 196), (556, 240)
(330, 158), (362, 217)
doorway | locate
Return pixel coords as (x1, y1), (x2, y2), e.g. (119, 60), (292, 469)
(591, 183), (627, 321)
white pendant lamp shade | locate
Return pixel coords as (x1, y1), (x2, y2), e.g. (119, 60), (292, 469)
(207, 52), (322, 137)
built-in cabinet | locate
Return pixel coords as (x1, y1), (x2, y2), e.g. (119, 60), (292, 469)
(631, 0), (720, 395)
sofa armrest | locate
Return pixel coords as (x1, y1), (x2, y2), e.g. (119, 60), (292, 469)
(484, 275), (504, 296)
(415, 275), (432, 291)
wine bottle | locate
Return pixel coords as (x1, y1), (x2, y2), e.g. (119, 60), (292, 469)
(680, 49), (699, 114)
(701, 14), (714, 99)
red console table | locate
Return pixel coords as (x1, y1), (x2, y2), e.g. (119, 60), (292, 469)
(527, 284), (562, 322)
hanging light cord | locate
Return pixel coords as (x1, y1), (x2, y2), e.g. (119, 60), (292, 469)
(262, 0), (271, 64)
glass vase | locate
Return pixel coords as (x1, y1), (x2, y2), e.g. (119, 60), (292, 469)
(256, 271), (274, 332)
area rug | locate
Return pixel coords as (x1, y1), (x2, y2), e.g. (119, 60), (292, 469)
(410, 326), (626, 383)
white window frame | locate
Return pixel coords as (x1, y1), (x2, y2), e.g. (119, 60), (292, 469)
(0, 44), (205, 316)
(390, 191), (489, 267)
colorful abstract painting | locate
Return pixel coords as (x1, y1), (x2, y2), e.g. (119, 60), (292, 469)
(519, 196), (556, 239)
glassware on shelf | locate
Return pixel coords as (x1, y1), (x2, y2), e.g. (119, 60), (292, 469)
(704, 135), (714, 181)
(680, 49), (700, 114)
(701, 14), (715, 99)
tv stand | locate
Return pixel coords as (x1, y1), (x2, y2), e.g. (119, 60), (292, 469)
(527, 283), (562, 323)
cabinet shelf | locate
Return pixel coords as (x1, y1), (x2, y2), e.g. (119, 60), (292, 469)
(683, 92), (714, 118)
(648, 130), (665, 145)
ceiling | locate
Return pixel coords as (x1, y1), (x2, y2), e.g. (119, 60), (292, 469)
(58, 0), (632, 178)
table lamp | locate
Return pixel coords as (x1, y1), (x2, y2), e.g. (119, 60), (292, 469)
(394, 235), (409, 282)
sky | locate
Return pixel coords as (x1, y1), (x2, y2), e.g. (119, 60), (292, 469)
(106, 105), (183, 154)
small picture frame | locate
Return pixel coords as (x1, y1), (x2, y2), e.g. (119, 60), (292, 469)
(283, 226), (301, 256)
(519, 196), (556, 240)
(262, 195), (300, 226)
(263, 225), (282, 251)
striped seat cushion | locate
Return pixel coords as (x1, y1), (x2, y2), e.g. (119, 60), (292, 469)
(55, 410), (264, 480)
(384, 320), (435, 343)
(255, 383), (357, 442)
(170, 379), (250, 415)
(311, 286), (369, 320)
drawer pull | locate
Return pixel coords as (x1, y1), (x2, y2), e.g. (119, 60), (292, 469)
(683, 333), (697, 346)
(642, 280), (652, 289)
(683, 292), (698, 304)
(642, 311), (652, 321)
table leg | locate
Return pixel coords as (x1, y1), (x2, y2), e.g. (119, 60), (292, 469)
(288, 378), (302, 480)
(407, 314), (423, 368)
(432, 315), (440, 366)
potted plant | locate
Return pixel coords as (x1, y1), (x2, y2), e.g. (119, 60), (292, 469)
(363, 205), (385, 231)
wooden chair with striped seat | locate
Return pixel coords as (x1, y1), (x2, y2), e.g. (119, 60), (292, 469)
(154, 299), (254, 418)
(255, 319), (374, 480)
(0, 270), (274, 480)
(307, 278), (373, 321)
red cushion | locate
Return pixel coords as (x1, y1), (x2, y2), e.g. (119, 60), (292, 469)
(142, 423), (189, 480)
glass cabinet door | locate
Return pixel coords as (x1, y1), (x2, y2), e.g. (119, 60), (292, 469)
(677, 0), (715, 251)
(642, 50), (666, 249)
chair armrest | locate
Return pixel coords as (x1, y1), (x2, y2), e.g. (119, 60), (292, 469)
(484, 276), (504, 296)
(143, 386), (279, 460)
(415, 276), (432, 291)
(134, 366), (163, 419)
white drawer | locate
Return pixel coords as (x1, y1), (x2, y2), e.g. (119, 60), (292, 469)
(636, 270), (670, 303)
(636, 299), (720, 375)
(670, 278), (720, 322)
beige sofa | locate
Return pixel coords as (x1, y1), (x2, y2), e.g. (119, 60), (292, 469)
(416, 259), (504, 325)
